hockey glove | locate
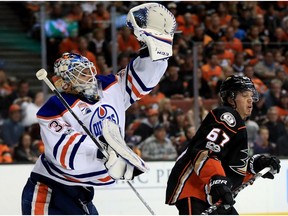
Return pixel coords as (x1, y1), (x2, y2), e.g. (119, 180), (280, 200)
(126, 3), (176, 61)
(249, 154), (281, 179)
(209, 175), (235, 206)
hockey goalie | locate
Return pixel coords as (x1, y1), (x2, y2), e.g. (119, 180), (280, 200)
(21, 3), (176, 215)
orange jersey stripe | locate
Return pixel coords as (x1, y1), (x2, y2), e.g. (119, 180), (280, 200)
(188, 197), (192, 215)
(34, 183), (50, 215)
(168, 160), (194, 204)
(63, 175), (82, 183)
(60, 133), (81, 169)
(238, 126), (246, 130)
(98, 175), (112, 182)
(127, 74), (144, 99)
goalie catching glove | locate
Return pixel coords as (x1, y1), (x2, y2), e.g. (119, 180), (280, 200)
(126, 3), (176, 61)
(248, 154), (281, 179)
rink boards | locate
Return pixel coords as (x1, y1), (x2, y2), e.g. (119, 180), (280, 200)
(0, 160), (287, 215)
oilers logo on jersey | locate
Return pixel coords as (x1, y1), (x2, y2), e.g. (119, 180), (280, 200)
(90, 104), (119, 137)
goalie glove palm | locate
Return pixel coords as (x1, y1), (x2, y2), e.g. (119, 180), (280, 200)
(126, 3), (176, 61)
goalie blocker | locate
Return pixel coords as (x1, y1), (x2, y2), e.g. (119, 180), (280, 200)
(99, 119), (149, 175)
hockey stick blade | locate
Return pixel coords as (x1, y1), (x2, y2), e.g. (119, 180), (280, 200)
(102, 119), (149, 173)
(201, 167), (272, 215)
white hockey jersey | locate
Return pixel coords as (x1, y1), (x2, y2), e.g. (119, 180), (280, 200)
(32, 56), (168, 187)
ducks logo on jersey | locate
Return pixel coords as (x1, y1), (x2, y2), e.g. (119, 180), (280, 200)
(220, 112), (236, 127)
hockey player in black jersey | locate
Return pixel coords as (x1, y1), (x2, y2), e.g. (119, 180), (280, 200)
(165, 75), (281, 215)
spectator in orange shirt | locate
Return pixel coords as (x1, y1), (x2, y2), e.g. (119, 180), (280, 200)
(192, 25), (213, 47)
(167, 3), (185, 28)
(117, 26), (141, 55)
(0, 69), (12, 98)
(221, 26), (243, 53)
(65, 3), (83, 22)
(137, 84), (166, 108)
(217, 2), (232, 28)
(91, 2), (110, 29)
(201, 53), (224, 97)
(72, 36), (100, 74)
(275, 90), (288, 117)
(0, 140), (13, 163)
(58, 28), (79, 55)
(214, 41), (235, 66)
(177, 13), (195, 39)
(205, 13), (225, 41)
(244, 40), (263, 66)
(244, 65), (268, 95)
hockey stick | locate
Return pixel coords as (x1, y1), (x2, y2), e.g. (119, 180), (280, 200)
(36, 69), (155, 215)
(201, 167), (272, 215)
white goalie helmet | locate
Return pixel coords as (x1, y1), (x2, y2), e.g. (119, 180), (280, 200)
(53, 52), (102, 101)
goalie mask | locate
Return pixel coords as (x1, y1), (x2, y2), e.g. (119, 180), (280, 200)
(53, 53), (102, 101)
(220, 75), (259, 106)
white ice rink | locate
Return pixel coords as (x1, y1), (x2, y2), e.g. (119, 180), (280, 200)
(0, 160), (287, 215)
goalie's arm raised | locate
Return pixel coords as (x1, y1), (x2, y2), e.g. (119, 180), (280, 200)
(118, 55), (168, 110)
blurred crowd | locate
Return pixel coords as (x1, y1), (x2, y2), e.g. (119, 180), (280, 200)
(1, 1), (288, 163)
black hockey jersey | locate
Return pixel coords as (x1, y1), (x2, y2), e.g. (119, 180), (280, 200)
(166, 105), (253, 205)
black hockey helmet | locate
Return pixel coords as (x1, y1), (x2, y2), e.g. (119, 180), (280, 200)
(220, 75), (259, 106)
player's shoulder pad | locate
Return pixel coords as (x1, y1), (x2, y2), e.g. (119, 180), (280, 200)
(211, 106), (244, 129)
(37, 93), (78, 118)
(97, 74), (117, 90)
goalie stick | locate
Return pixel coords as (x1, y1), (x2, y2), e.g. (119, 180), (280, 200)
(36, 68), (155, 215)
(201, 167), (272, 215)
